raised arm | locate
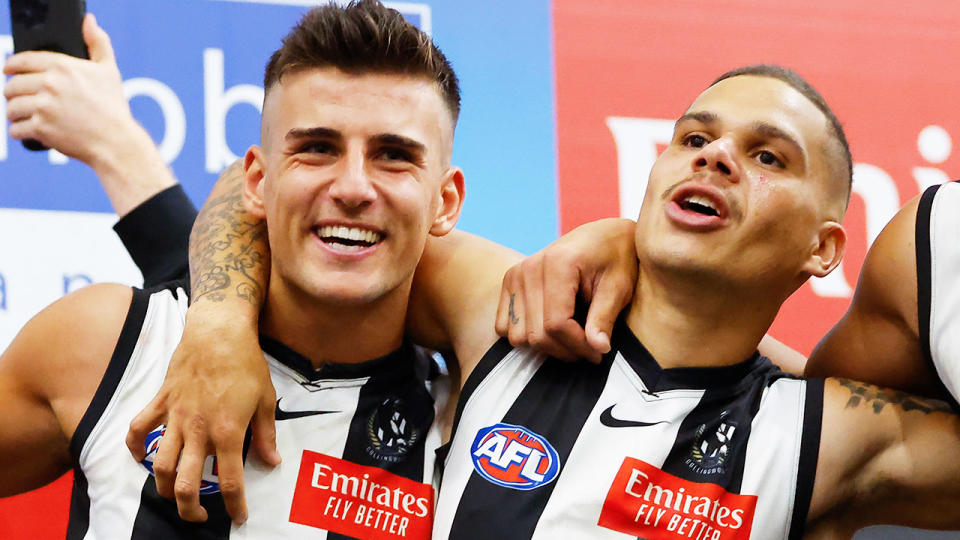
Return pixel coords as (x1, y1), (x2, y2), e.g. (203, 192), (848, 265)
(808, 377), (960, 535)
(3, 14), (176, 217)
(4, 14), (194, 285)
(125, 161), (276, 525)
(806, 195), (937, 396)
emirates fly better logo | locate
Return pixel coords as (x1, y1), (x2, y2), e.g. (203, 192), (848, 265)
(598, 458), (757, 540)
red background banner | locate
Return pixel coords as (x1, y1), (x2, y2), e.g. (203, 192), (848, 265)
(554, 0), (960, 354)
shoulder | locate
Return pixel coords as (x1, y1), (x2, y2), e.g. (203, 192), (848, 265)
(855, 193), (920, 327)
(4, 283), (134, 432)
(805, 195), (926, 387)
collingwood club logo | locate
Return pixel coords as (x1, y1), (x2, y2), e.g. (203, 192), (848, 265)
(685, 411), (737, 475)
(366, 396), (420, 463)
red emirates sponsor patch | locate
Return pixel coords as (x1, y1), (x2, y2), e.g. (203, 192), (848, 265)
(289, 451), (433, 539)
(598, 458), (757, 540)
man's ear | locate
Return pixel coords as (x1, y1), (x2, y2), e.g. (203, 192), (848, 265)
(429, 166), (465, 237)
(243, 146), (267, 219)
(803, 221), (846, 278)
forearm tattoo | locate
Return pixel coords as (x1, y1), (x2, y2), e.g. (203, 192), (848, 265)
(837, 378), (954, 415)
(189, 162), (268, 306)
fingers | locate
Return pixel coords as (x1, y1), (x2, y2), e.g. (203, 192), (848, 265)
(151, 424), (184, 500)
(127, 400), (166, 461)
(83, 13), (116, 65)
(583, 277), (631, 363)
(494, 268), (514, 337)
(173, 438), (209, 523)
(211, 423), (248, 525)
(496, 265), (528, 346)
(540, 254), (600, 362)
(251, 393), (281, 467)
(3, 72), (45, 100)
(6, 95), (42, 135)
(3, 51), (62, 75)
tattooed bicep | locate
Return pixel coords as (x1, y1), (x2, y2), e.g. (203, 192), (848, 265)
(831, 377), (954, 415)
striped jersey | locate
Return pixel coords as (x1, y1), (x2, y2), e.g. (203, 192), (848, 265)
(68, 282), (450, 540)
(917, 181), (960, 409)
(434, 317), (822, 540)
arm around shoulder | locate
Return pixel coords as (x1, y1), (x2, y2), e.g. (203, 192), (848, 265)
(407, 230), (523, 382)
(0, 283), (132, 496)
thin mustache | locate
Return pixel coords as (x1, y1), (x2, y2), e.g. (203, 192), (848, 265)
(661, 177), (742, 219)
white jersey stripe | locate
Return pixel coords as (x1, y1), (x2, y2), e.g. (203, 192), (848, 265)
(922, 181), (960, 407)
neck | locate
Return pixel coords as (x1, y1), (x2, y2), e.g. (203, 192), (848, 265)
(260, 279), (409, 369)
(626, 264), (786, 370)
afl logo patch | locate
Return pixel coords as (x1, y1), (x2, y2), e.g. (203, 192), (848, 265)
(470, 423), (560, 490)
(142, 425), (221, 495)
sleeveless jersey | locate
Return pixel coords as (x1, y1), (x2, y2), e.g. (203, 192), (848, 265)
(67, 282), (450, 540)
(434, 318), (822, 540)
(917, 181), (960, 409)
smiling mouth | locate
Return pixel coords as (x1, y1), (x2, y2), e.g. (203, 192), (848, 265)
(316, 225), (383, 251)
(677, 194), (720, 217)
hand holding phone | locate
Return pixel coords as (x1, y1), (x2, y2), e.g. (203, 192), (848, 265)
(8, 0), (88, 150)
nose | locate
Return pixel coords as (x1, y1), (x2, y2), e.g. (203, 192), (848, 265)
(328, 149), (377, 209)
(692, 137), (740, 183)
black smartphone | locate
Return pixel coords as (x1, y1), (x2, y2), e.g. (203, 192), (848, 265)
(8, 0), (88, 150)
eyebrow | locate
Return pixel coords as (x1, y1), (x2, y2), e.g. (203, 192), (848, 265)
(675, 111), (717, 127)
(285, 126), (341, 142)
(284, 128), (426, 155)
(372, 133), (427, 156)
(675, 111), (807, 167)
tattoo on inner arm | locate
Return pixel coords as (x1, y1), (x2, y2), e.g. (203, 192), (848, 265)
(837, 378), (954, 415)
(189, 162), (268, 306)
(508, 293), (520, 325)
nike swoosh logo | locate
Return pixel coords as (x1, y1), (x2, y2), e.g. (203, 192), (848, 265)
(275, 399), (339, 421)
(599, 405), (668, 428)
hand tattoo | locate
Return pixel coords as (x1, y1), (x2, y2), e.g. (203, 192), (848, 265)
(509, 293), (520, 325)
(837, 378), (953, 415)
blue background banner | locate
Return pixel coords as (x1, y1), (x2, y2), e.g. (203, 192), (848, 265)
(0, 0), (558, 254)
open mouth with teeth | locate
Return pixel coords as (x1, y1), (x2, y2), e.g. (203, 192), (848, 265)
(316, 225), (383, 251)
(678, 195), (720, 217)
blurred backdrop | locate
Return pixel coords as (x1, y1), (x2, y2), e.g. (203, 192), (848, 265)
(1, 1), (957, 538)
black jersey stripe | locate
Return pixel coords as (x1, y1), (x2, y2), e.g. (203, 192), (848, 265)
(65, 467), (91, 540)
(914, 183), (960, 411)
(69, 286), (151, 460)
(130, 476), (231, 539)
(788, 377), (823, 540)
(66, 285), (152, 540)
(327, 341), (435, 540)
(436, 338), (515, 479)
(446, 351), (611, 539)
(67, 289), (150, 540)
(658, 365), (771, 497)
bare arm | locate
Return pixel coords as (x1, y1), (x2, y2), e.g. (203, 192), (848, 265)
(757, 335), (807, 375)
(126, 161), (276, 525)
(806, 196), (937, 396)
(407, 231), (523, 385)
(3, 15), (175, 216)
(808, 378), (960, 535)
(0, 284), (130, 496)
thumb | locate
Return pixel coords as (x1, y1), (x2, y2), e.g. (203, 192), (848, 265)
(83, 14), (116, 65)
(583, 278), (631, 359)
(251, 397), (281, 466)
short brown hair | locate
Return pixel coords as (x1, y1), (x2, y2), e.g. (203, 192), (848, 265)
(712, 64), (852, 208)
(264, 0), (460, 121)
